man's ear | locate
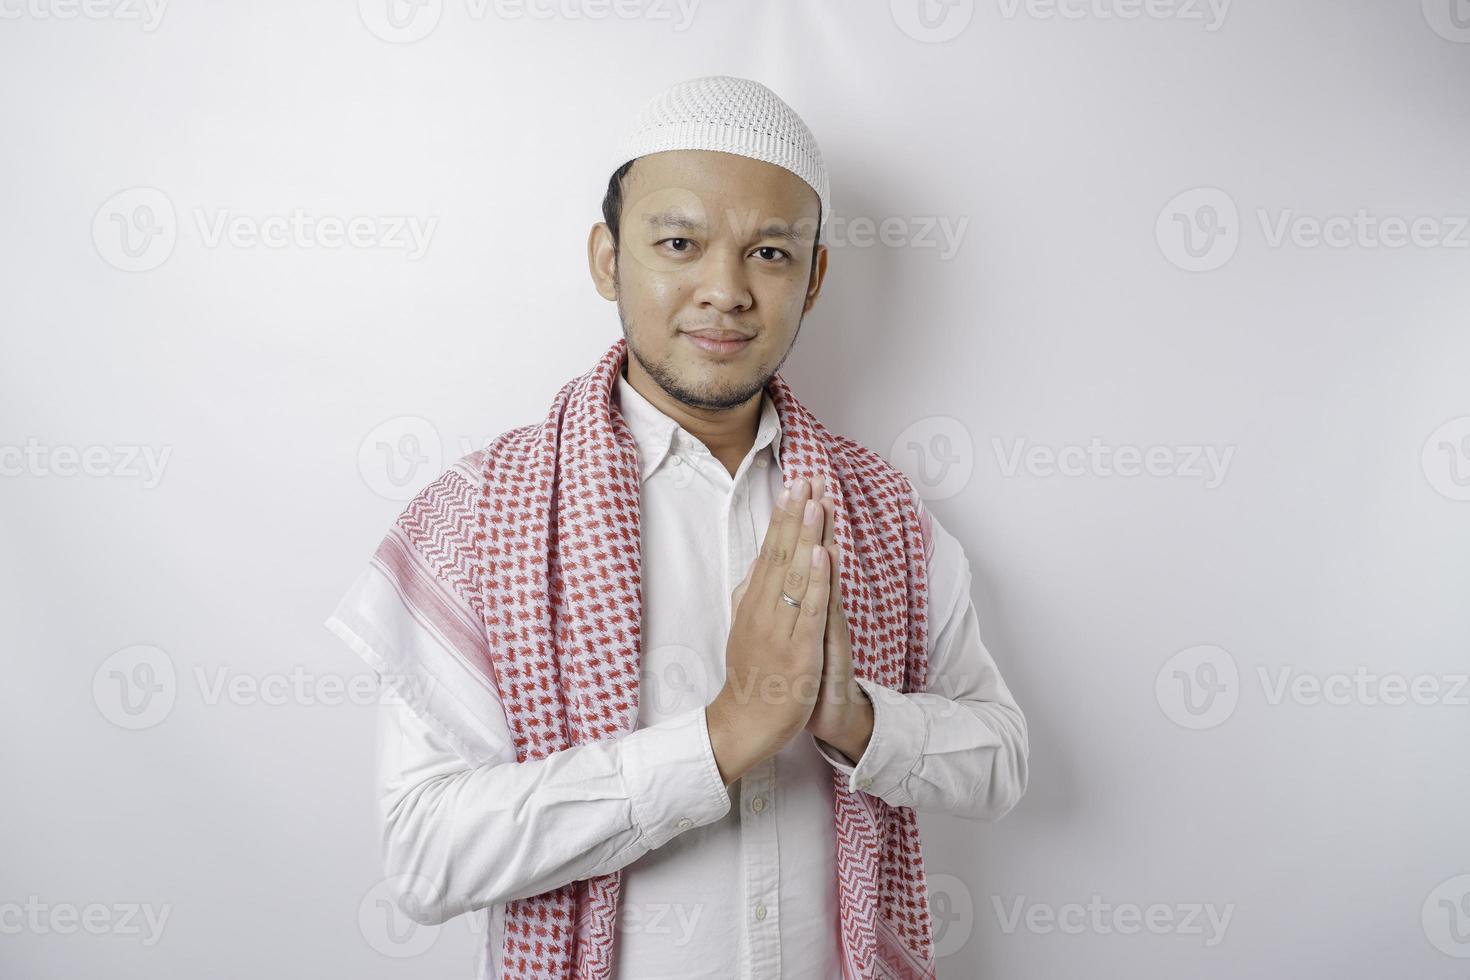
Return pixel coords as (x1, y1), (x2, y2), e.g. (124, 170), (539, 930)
(588, 222), (619, 301)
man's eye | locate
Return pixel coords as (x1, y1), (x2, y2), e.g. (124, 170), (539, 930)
(659, 238), (693, 252)
(754, 247), (790, 262)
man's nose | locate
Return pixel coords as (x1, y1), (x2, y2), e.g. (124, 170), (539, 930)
(693, 246), (753, 314)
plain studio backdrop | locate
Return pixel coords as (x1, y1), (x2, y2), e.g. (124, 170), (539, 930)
(2, 2), (1468, 978)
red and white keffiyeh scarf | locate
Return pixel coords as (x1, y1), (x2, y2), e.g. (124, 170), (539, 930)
(376, 337), (936, 978)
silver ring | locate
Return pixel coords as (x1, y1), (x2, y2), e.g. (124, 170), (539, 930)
(778, 591), (803, 608)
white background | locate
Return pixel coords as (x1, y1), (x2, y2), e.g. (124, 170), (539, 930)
(2, 1), (1468, 977)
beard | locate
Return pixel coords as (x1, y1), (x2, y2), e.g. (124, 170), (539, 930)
(615, 290), (802, 413)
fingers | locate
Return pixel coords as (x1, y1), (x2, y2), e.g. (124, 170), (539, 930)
(825, 541), (846, 637)
(791, 543), (830, 647)
(730, 563), (752, 615)
(772, 488), (829, 626)
(753, 475), (814, 604)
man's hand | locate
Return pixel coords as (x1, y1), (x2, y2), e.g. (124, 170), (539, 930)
(804, 491), (874, 764)
(714, 476), (875, 780)
(706, 475), (832, 786)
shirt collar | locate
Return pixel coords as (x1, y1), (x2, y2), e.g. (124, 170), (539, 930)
(614, 369), (783, 483)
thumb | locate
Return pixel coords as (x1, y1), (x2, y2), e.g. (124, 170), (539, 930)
(730, 563), (753, 614)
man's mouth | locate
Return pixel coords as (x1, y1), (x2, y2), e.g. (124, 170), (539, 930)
(683, 329), (752, 356)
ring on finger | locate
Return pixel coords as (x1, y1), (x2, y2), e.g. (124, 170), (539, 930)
(778, 591), (802, 608)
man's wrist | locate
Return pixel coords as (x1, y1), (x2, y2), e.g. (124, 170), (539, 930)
(822, 686), (875, 763)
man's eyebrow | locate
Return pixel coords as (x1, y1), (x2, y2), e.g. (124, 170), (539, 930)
(754, 224), (805, 245)
(642, 210), (809, 245)
(643, 210), (708, 234)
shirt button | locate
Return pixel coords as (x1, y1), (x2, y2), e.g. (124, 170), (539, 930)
(858, 777), (874, 789)
(751, 796), (766, 813)
(671, 455), (683, 466)
(675, 817), (693, 830)
(754, 902), (767, 921)
(755, 457), (769, 468)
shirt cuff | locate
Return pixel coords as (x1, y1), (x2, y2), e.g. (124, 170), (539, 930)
(813, 677), (926, 807)
(623, 706), (732, 849)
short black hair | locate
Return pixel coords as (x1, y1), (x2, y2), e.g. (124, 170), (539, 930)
(601, 159), (823, 265)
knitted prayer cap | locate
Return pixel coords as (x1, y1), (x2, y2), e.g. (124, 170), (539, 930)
(609, 75), (831, 232)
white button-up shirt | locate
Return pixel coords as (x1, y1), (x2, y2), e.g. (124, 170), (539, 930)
(354, 371), (1029, 979)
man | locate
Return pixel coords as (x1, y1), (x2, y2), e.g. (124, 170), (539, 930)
(326, 75), (1028, 980)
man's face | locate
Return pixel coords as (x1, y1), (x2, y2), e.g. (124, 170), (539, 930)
(592, 149), (827, 412)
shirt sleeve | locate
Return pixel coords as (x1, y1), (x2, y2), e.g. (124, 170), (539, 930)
(812, 491), (1030, 821)
(376, 697), (732, 926)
